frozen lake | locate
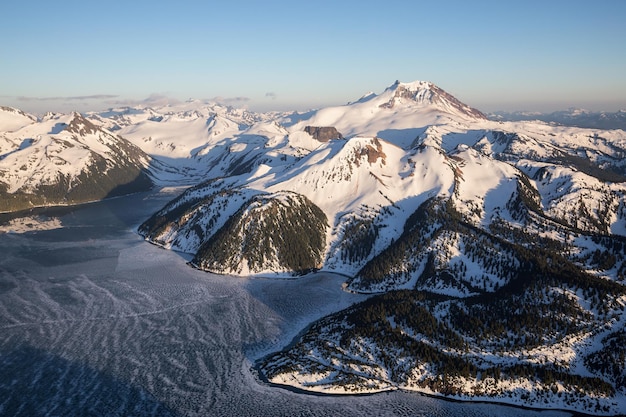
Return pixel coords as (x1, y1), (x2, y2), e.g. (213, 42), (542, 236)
(0, 190), (574, 416)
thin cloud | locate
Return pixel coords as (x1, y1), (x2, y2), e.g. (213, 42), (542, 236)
(110, 94), (182, 108)
(108, 94), (251, 108)
(209, 96), (251, 106)
(17, 94), (119, 102)
(265, 92), (277, 100)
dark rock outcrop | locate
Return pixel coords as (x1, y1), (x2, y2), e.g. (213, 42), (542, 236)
(304, 126), (343, 142)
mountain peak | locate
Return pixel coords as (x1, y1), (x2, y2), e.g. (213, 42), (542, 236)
(380, 80), (486, 120)
(0, 106), (38, 132)
(379, 80), (433, 108)
(0, 106), (26, 115)
(390, 79), (431, 90)
(66, 112), (100, 136)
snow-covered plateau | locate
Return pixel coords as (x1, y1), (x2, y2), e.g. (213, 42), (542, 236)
(2, 80), (626, 415)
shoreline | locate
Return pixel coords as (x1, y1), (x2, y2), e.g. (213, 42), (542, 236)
(250, 371), (610, 417)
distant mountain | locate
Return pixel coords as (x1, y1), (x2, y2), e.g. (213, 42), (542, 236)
(0, 110), (153, 212)
(87, 102), (300, 184)
(490, 108), (626, 130)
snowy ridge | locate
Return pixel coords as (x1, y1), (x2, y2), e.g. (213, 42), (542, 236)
(0, 106), (37, 132)
(0, 112), (152, 212)
(139, 179), (262, 254)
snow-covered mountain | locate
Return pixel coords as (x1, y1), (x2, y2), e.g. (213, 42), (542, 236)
(133, 80), (626, 414)
(3, 80), (626, 413)
(280, 80), (486, 149)
(0, 109), (152, 212)
(137, 80), (626, 277)
(0, 106), (37, 132)
(86, 101), (308, 184)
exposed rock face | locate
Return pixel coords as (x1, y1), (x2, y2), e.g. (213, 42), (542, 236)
(303, 126), (343, 142)
(352, 137), (386, 166)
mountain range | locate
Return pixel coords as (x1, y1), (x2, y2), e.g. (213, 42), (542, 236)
(490, 108), (626, 131)
(2, 81), (626, 414)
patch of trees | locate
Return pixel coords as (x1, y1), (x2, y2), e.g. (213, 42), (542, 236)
(343, 290), (465, 349)
(449, 287), (590, 350)
(261, 287), (616, 399)
(585, 329), (626, 389)
(506, 173), (542, 220)
(582, 234), (626, 273)
(193, 192), (328, 274)
(0, 155), (152, 213)
(550, 154), (626, 183)
(337, 215), (379, 264)
(352, 198), (449, 290)
(139, 181), (239, 241)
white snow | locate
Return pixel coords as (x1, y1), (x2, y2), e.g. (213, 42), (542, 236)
(0, 215), (62, 233)
(0, 106), (37, 132)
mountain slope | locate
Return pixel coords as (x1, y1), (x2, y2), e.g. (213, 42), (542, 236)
(193, 191), (328, 275)
(0, 106), (37, 132)
(137, 80), (626, 280)
(139, 134), (458, 276)
(260, 194), (626, 413)
(0, 112), (153, 212)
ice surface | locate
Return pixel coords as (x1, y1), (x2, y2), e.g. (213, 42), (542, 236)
(0, 190), (576, 416)
(0, 215), (62, 234)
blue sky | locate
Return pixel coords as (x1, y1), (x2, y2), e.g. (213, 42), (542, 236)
(2, 0), (625, 114)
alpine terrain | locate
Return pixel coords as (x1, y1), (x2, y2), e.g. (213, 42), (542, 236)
(2, 80), (626, 414)
(0, 107), (153, 212)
